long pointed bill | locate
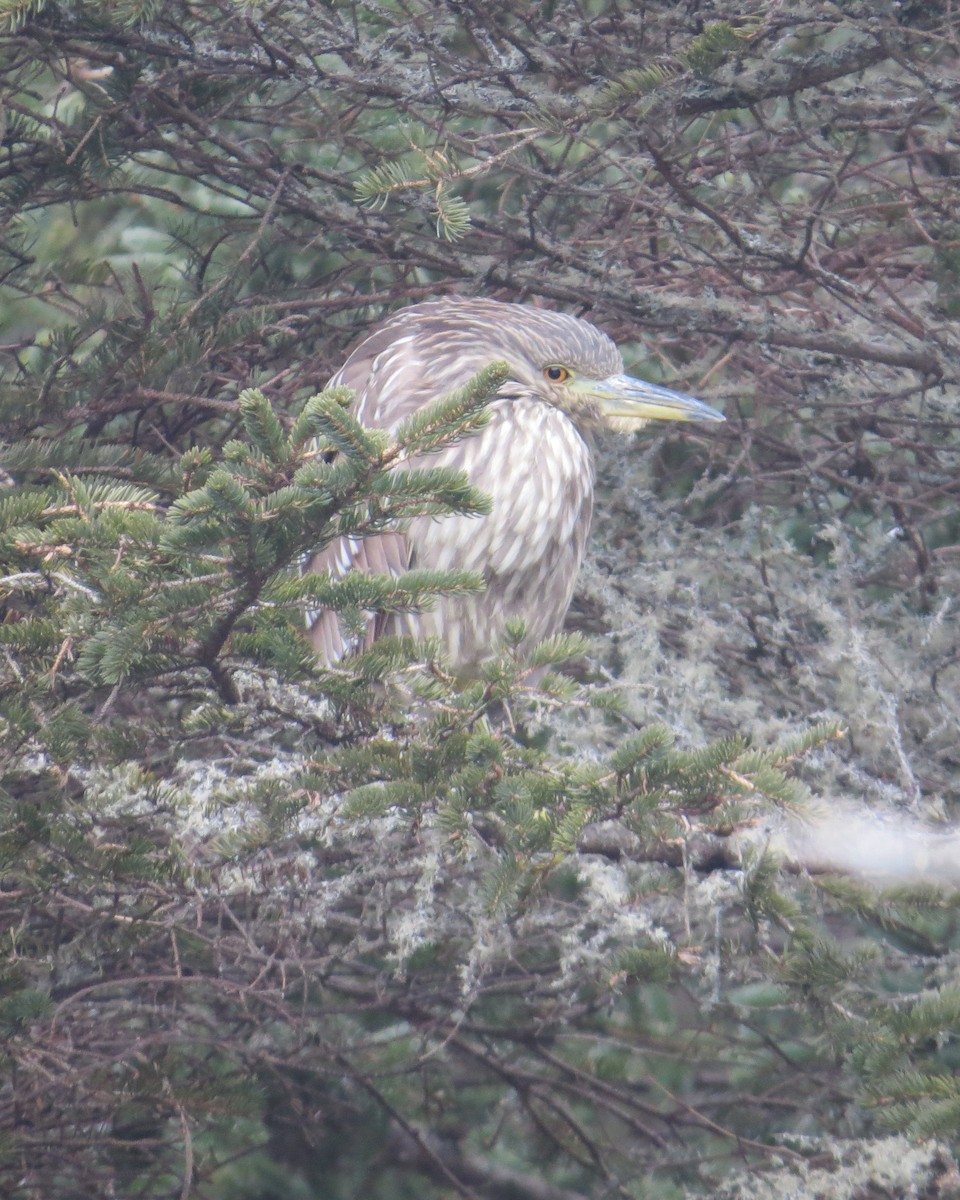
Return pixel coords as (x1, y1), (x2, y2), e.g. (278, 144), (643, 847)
(590, 373), (725, 425)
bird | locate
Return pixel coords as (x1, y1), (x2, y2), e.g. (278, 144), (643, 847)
(304, 298), (724, 666)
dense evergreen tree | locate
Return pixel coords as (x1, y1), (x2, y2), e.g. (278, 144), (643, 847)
(1, 2), (959, 1196)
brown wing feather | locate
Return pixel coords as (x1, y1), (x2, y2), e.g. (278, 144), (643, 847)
(304, 311), (427, 664)
(304, 531), (411, 663)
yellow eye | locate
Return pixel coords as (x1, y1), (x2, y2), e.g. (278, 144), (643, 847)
(544, 365), (570, 383)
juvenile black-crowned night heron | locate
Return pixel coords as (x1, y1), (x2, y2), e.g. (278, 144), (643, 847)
(305, 298), (723, 665)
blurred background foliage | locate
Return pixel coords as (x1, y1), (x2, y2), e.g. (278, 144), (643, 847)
(1, 0), (960, 1197)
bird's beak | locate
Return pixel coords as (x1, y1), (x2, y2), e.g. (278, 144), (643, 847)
(586, 373), (725, 426)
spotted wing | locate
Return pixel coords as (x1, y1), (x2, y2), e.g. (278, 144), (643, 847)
(302, 312), (434, 664)
(303, 531), (412, 664)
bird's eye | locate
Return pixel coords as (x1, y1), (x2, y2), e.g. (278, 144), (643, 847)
(544, 365), (570, 383)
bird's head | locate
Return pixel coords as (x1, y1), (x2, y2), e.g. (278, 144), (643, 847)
(531, 361), (725, 433)
(359, 299), (725, 433)
(496, 305), (725, 432)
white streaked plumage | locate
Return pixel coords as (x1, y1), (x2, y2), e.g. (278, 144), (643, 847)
(304, 298), (724, 666)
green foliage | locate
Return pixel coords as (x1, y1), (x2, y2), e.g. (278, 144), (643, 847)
(1, 1), (959, 1197)
(683, 21), (756, 76)
(354, 136), (475, 241)
(0, 377), (499, 701)
(0, 986), (53, 1034)
(1, 441), (891, 1196)
(596, 62), (682, 111)
(596, 20), (758, 111)
(853, 987), (960, 1137)
(0, 0), (45, 30)
(0, 373), (953, 1196)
